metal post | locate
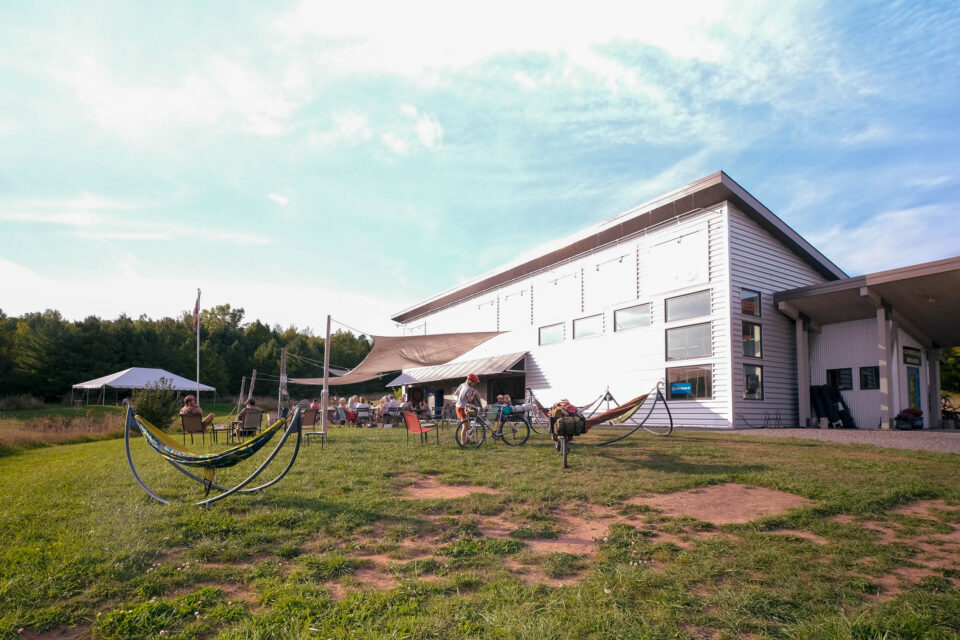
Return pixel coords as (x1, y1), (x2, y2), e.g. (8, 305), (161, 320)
(279, 348), (288, 418)
(321, 315), (331, 433)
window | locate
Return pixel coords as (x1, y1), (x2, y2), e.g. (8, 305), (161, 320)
(860, 366), (880, 390)
(665, 290), (710, 322)
(614, 303), (651, 331)
(742, 321), (762, 358)
(573, 315), (603, 340)
(744, 364), (763, 400)
(741, 289), (761, 317)
(666, 323), (712, 360)
(667, 365), (712, 400)
(826, 368), (853, 390)
(538, 323), (563, 346)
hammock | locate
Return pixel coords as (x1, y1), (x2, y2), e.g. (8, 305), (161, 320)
(584, 393), (649, 428)
(124, 405), (304, 508)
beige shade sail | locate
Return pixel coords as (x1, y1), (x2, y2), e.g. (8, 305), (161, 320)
(290, 331), (502, 387)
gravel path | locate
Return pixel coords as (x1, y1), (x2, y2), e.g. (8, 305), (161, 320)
(730, 428), (960, 455)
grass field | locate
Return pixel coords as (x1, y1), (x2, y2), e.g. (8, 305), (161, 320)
(1, 419), (959, 639)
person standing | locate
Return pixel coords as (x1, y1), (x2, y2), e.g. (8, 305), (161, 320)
(454, 374), (480, 422)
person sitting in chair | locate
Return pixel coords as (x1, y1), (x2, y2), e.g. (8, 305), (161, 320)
(180, 395), (215, 427)
(233, 399), (260, 439)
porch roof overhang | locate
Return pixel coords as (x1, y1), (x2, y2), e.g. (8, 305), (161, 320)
(386, 352), (527, 387)
(773, 255), (960, 349)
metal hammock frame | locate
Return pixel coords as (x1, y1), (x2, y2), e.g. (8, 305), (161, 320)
(526, 381), (674, 446)
(125, 405), (304, 508)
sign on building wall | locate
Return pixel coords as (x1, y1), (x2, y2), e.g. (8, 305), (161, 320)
(902, 346), (922, 366)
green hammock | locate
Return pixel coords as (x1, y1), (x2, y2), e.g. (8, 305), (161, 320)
(124, 405), (304, 507)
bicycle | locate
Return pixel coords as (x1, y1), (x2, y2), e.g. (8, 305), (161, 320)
(455, 405), (530, 448)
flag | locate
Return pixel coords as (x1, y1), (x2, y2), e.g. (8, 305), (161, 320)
(193, 289), (201, 332)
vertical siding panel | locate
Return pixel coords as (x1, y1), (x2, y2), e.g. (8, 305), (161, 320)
(727, 205), (829, 427)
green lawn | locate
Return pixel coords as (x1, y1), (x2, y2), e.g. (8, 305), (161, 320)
(1, 423), (959, 639)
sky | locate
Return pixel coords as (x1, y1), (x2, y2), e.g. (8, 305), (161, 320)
(1, 0), (958, 336)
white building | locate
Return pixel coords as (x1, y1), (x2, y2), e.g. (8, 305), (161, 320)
(390, 172), (959, 429)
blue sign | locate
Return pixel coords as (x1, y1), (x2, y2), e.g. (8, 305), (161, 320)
(671, 382), (692, 395)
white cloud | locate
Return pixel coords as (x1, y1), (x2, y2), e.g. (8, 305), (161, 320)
(0, 257), (402, 336)
(267, 194), (289, 206)
(805, 204), (960, 275)
(414, 114), (442, 148)
(308, 111), (373, 148)
(380, 132), (409, 155)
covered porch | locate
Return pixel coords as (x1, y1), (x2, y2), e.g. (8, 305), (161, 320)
(775, 256), (960, 429)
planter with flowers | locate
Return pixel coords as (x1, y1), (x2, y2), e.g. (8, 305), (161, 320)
(894, 408), (923, 430)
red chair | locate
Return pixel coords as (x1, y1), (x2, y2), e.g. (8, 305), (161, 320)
(402, 411), (439, 446)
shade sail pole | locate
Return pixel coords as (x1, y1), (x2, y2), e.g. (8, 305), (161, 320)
(321, 315), (331, 432)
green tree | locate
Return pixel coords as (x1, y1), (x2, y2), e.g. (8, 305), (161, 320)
(130, 378), (180, 429)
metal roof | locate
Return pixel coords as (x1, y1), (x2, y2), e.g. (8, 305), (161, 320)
(774, 255), (960, 348)
(391, 171), (846, 323)
(386, 352), (527, 387)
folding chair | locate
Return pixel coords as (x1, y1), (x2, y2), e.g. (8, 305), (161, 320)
(236, 408), (263, 442)
(180, 414), (206, 445)
(302, 409), (327, 448)
(402, 411), (439, 446)
(356, 406), (372, 427)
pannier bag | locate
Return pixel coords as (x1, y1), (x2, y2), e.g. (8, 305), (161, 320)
(550, 401), (586, 438)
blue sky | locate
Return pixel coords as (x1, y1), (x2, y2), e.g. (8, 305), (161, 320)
(1, 1), (958, 335)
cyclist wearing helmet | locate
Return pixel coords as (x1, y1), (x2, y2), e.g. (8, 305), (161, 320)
(454, 373), (481, 421)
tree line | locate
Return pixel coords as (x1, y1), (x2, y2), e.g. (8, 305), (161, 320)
(0, 305), (374, 402)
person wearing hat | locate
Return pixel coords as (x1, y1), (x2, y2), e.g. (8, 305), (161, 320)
(180, 395), (216, 428)
(454, 373), (481, 421)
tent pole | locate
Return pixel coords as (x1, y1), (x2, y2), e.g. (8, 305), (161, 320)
(248, 370), (257, 402)
(321, 315), (331, 433)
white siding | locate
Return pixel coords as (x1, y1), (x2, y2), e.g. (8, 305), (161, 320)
(809, 319), (881, 429)
(727, 204), (829, 428)
(402, 206), (735, 428)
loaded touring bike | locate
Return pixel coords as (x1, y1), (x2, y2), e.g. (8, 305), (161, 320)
(455, 404), (531, 448)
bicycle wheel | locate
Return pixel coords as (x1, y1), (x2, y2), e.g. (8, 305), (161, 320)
(499, 419), (530, 446)
(455, 419), (485, 448)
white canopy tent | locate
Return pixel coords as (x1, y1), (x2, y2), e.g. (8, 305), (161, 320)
(72, 367), (216, 405)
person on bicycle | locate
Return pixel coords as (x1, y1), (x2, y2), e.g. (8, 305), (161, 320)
(455, 373), (481, 421)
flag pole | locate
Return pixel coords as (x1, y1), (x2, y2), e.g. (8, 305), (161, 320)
(321, 314), (331, 433)
(194, 288), (201, 400)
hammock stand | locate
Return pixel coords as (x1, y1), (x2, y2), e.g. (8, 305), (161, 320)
(124, 405), (304, 508)
(526, 382), (673, 467)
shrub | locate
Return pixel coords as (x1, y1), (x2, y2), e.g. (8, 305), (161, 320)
(130, 378), (180, 429)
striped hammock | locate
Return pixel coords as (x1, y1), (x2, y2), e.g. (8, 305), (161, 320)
(126, 407), (288, 481)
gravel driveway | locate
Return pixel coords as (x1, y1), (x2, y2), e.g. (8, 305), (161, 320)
(731, 428), (960, 455)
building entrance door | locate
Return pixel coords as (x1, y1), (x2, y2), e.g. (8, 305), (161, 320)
(906, 366), (921, 410)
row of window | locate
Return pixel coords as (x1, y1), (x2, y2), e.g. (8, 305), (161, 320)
(538, 289), (713, 346)
(827, 366), (880, 391)
(665, 364), (765, 401)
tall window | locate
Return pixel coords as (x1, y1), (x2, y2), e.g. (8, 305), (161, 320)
(614, 303), (651, 332)
(741, 289), (761, 317)
(665, 290), (710, 322)
(667, 365), (712, 400)
(666, 323), (712, 360)
(539, 323), (563, 346)
(826, 368), (853, 390)
(744, 364), (763, 400)
(742, 322), (762, 358)
(573, 315), (603, 340)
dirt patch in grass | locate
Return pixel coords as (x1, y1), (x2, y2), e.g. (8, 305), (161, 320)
(19, 626), (90, 640)
(504, 557), (581, 588)
(627, 483), (813, 525)
(350, 566), (399, 591)
(768, 529), (828, 545)
(893, 499), (960, 518)
(399, 477), (498, 500)
(683, 626), (721, 640)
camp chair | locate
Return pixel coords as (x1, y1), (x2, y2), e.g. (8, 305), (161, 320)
(180, 414), (206, 445)
(303, 409), (327, 449)
(236, 408), (263, 442)
(356, 406), (373, 427)
(402, 411), (439, 446)
(382, 407), (401, 427)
